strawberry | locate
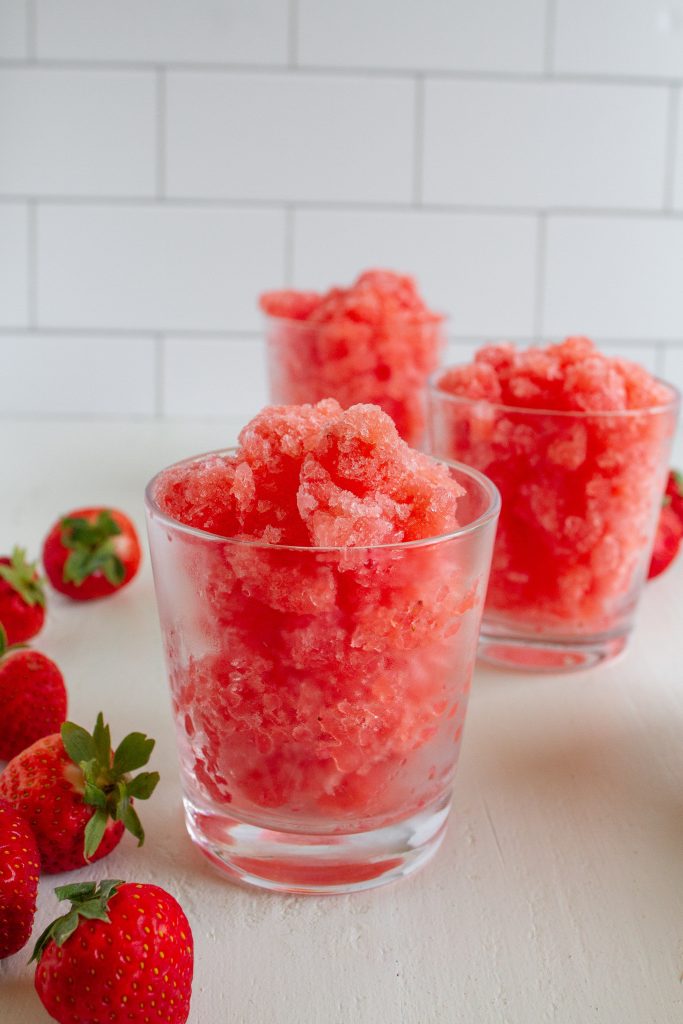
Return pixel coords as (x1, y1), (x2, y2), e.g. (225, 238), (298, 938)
(0, 546), (46, 645)
(32, 879), (194, 1024)
(43, 507), (142, 602)
(0, 798), (40, 958)
(0, 625), (67, 762)
(648, 470), (683, 579)
(0, 713), (159, 873)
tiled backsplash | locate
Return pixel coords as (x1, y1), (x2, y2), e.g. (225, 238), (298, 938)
(1, 0), (682, 458)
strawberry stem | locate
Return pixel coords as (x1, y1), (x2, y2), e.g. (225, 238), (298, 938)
(0, 546), (46, 607)
(60, 511), (125, 587)
(60, 713), (160, 861)
(30, 880), (124, 963)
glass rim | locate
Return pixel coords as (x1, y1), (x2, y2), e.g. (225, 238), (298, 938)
(144, 447), (501, 553)
(262, 310), (448, 331)
(428, 366), (681, 420)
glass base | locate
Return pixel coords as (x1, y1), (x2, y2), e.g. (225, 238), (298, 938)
(478, 629), (628, 672)
(183, 793), (451, 895)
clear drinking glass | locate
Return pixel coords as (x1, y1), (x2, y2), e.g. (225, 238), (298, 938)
(146, 453), (499, 895)
(428, 372), (680, 672)
(264, 314), (445, 448)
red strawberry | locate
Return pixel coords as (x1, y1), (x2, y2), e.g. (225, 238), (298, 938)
(43, 507), (141, 601)
(32, 879), (193, 1024)
(0, 798), (40, 958)
(0, 713), (159, 873)
(648, 470), (683, 579)
(0, 546), (46, 645)
(0, 625), (67, 762)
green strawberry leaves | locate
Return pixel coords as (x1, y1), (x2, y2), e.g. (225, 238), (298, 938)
(0, 546), (46, 607)
(31, 879), (124, 963)
(61, 713), (160, 861)
(60, 510), (126, 587)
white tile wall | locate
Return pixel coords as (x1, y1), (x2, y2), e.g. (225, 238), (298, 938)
(0, 336), (156, 415)
(554, 0), (683, 80)
(163, 337), (268, 418)
(543, 216), (683, 341)
(0, 70), (156, 196)
(34, 0), (289, 65)
(0, 0), (27, 58)
(296, 0), (546, 74)
(0, 205), (29, 326)
(0, 0), (681, 460)
(423, 81), (669, 209)
(166, 73), (415, 203)
(292, 210), (537, 336)
(37, 205), (286, 331)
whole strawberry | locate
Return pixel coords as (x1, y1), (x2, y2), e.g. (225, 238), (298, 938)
(648, 470), (683, 579)
(0, 546), (46, 645)
(0, 798), (40, 958)
(0, 713), (159, 873)
(43, 507), (141, 601)
(33, 879), (193, 1024)
(0, 625), (67, 762)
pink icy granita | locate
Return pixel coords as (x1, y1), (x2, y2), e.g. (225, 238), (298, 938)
(429, 337), (679, 664)
(260, 269), (444, 447)
(146, 400), (499, 891)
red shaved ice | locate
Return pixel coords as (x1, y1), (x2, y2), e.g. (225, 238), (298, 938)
(149, 401), (497, 830)
(261, 269), (444, 447)
(430, 337), (678, 638)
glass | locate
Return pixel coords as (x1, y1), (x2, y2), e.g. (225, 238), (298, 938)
(146, 453), (499, 895)
(264, 314), (445, 448)
(428, 372), (680, 672)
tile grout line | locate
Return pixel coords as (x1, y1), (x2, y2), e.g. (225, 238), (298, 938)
(155, 335), (165, 417)
(543, 0), (557, 76)
(156, 67), (166, 199)
(533, 213), (547, 342)
(27, 201), (37, 328)
(288, 0), (298, 67)
(25, 0), (36, 61)
(663, 85), (680, 210)
(412, 75), (425, 205)
(284, 206), (295, 285)
(0, 57), (681, 89)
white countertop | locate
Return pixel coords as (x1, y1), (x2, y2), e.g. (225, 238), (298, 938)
(2, 418), (682, 1024)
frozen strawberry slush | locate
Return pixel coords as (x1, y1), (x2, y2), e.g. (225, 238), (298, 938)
(150, 400), (492, 830)
(431, 337), (677, 636)
(261, 269), (444, 447)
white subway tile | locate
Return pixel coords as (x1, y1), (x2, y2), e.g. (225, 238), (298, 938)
(0, 70), (155, 197)
(555, 0), (683, 79)
(35, 0), (288, 64)
(672, 97), (683, 209)
(544, 216), (683, 340)
(423, 80), (668, 209)
(292, 210), (537, 337)
(297, 0), (545, 74)
(166, 73), (414, 203)
(37, 205), (286, 331)
(0, 0), (27, 57)
(163, 337), (268, 417)
(0, 335), (156, 415)
(0, 205), (28, 326)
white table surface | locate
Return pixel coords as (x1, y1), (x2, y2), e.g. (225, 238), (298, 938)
(1, 418), (682, 1024)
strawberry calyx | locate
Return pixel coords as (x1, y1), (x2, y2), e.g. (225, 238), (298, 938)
(0, 546), (46, 607)
(60, 510), (125, 587)
(0, 623), (28, 659)
(30, 879), (124, 963)
(60, 713), (160, 861)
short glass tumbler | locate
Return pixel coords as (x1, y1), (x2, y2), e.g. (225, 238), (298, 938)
(264, 314), (445, 448)
(146, 454), (499, 895)
(428, 373), (680, 671)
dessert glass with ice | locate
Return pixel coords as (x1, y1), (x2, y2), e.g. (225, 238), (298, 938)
(261, 269), (444, 448)
(428, 338), (680, 671)
(146, 400), (499, 894)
